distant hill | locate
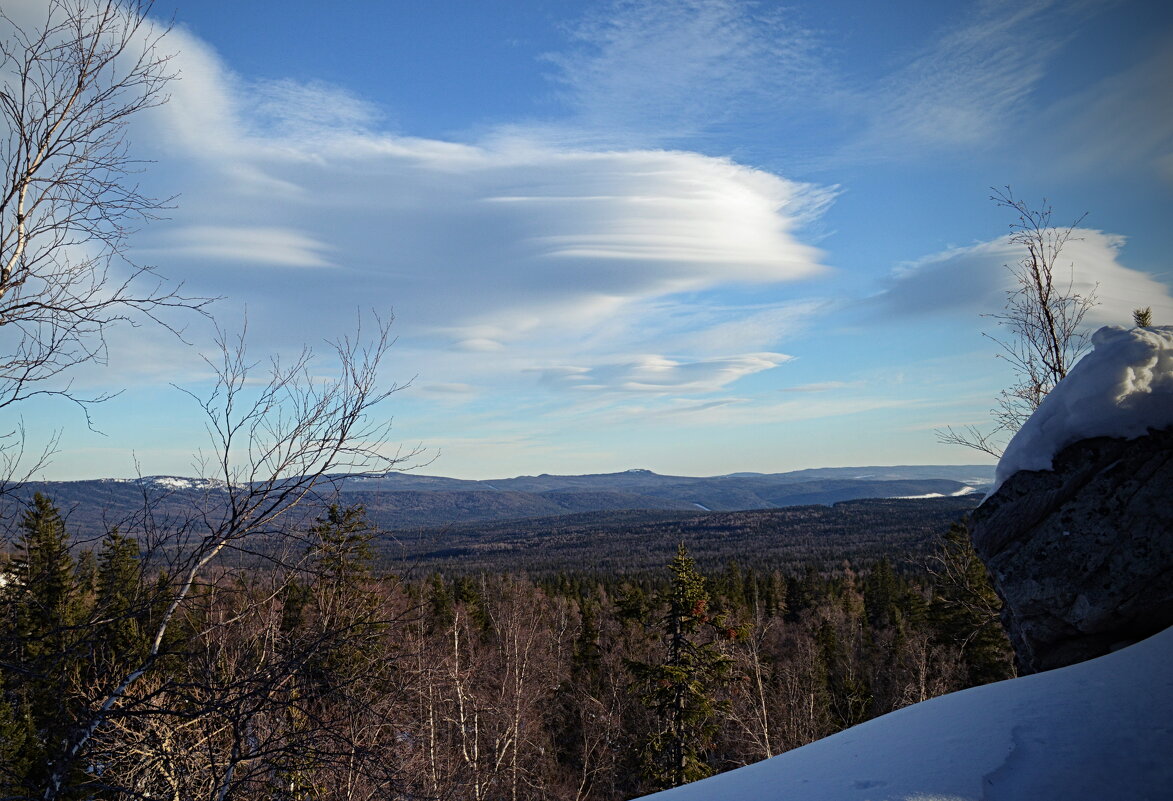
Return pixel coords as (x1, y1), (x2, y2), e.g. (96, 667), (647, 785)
(0, 465), (992, 541)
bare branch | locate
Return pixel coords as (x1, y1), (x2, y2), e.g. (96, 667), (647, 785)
(938, 188), (1097, 456)
(0, 0), (213, 479)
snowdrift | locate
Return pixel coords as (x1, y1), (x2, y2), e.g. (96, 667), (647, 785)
(641, 625), (1173, 800)
(993, 325), (1173, 493)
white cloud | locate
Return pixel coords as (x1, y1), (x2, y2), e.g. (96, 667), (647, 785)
(120, 32), (835, 399)
(536, 352), (793, 394)
(869, 229), (1173, 326)
(144, 225), (336, 268)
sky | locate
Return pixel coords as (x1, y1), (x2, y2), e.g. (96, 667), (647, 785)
(10, 0), (1173, 481)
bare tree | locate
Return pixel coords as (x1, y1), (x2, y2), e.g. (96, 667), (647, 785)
(0, 5), (424, 798)
(36, 316), (414, 800)
(0, 0), (210, 456)
(939, 188), (1096, 456)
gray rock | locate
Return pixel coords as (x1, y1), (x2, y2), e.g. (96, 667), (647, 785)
(971, 427), (1173, 673)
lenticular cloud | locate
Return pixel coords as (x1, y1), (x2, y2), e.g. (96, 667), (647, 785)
(135, 29), (834, 350)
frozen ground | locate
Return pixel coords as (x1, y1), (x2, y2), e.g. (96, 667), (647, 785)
(642, 625), (1173, 800)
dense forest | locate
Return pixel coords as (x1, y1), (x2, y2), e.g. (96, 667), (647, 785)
(0, 495), (1013, 800)
(382, 496), (981, 576)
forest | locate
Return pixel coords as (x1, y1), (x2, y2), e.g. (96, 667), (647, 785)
(0, 496), (1013, 800)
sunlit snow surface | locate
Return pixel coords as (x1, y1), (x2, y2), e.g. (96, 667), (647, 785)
(642, 625), (1173, 800)
(992, 325), (1173, 493)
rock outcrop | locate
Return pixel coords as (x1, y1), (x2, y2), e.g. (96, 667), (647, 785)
(971, 426), (1173, 673)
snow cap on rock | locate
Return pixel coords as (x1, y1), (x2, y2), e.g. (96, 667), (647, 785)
(993, 325), (1173, 493)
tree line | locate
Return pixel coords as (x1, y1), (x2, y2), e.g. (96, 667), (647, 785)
(1, 497), (1012, 800)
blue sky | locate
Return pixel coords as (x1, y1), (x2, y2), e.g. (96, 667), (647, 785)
(13, 0), (1173, 480)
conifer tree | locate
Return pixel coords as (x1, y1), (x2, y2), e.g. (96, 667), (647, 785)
(631, 544), (734, 790)
(307, 503), (375, 582)
(927, 522), (1015, 685)
(94, 529), (147, 669)
(0, 493), (87, 795)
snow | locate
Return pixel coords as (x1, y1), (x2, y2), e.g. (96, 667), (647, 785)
(640, 625), (1173, 801)
(894, 486), (977, 500)
(992, 325), (1173, 493)
(139, 476), (227, 491)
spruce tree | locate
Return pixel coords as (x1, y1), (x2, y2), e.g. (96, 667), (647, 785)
(94, 529), (147, 670)
(0, 494), (87, 796)
(307, 503), (375, 582)
(631, 544), (734, 790)
(928, 522), (1015, 685)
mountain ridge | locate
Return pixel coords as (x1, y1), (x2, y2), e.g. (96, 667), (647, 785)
(4, 465), (993, 536)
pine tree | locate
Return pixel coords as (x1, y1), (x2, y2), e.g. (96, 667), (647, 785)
(299, 504), (386, 688)
(426, 572), (455, 630)
(631, 544), (734, 790)
(8, 494), (78, 650)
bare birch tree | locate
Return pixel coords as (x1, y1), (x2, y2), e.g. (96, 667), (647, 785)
(0, 0), (210, 476)
(939, 188), (1096, 456)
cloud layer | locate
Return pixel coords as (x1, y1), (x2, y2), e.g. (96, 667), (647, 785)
(123, 24), (835, 404)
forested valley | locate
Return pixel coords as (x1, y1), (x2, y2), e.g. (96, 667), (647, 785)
(0, 495), (1013, 800)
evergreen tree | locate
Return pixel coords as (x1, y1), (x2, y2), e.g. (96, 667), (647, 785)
(864, 557), (898, 629)
(426, 572), (455, 630)
(8, 494), (78, 651)
(94, 529), (148, 670)
(0, 494), (88, 796)
(631, 544), (734, 790)
(301, 504), (385, 688)
(307, 503), (375, 582)
(928, 522), (1015, 685)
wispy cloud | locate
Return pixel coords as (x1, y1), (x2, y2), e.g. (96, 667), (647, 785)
(780, 380), (860, 393)
(1040, 30), (1173, 178)
(536, 352), (793, 394)
(539, 0), (821, 145)
(141, 225), (336, 268)
(828, 0), (1109, 164)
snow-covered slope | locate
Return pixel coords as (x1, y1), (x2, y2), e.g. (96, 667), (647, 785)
(641, 625), (1173, 800)
(993, 325), (1173, 492)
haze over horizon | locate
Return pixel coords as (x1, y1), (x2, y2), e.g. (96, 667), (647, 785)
(8, 0), (1172, 481)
